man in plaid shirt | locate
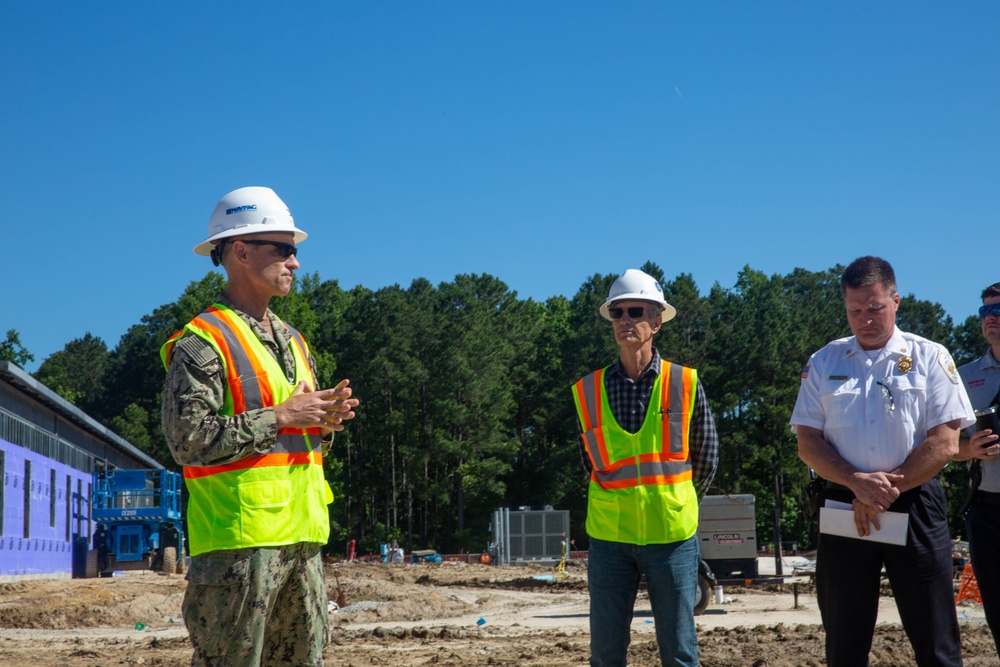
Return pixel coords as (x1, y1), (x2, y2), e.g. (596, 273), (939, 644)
(572, 268), (718, 667)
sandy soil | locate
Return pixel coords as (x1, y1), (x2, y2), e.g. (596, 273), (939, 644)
(0, 561), (994, 666)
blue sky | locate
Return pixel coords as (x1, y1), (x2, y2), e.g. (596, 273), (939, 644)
(2, 3), (998, 371)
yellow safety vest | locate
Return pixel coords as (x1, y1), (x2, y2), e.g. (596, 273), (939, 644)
(572, 361), (699, 545)
(161, 303), (331, 556)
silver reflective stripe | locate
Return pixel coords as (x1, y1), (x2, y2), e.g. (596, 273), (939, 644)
(281, 323), (316, 454)
(287, 326), (308, 356)
(666, 363), (686, 455)
(579, 371), (600, 423)
(271, 432), (313, 455)
(581, 430), (606, 470)
(197, 309), (264, 410)
(594, 458), (690, 485)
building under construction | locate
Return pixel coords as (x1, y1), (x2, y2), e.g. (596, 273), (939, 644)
(0, 361), (164, 580)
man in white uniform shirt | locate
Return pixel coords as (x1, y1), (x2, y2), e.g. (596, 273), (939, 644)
(791, 256), (974, 667)
(955, 281), (1000, 652)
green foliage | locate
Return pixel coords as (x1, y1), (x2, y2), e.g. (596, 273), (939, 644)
(356, 522), (406, 556)
(109, 403), (153, 455)
(34, 333), (109, 414)
(0, 329), (34, 367)
(952, 315), (985, 368)
(30, 262), (981, 555)
(897, 296), (955, 351)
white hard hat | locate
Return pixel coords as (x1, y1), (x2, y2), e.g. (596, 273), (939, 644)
(194, 186), (308, 256)
(599, 269), (676, 322)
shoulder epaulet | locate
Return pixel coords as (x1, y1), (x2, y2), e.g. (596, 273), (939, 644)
(175, 335), (219, 369)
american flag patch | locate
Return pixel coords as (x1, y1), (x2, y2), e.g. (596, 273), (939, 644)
(800, 364), (809, 380)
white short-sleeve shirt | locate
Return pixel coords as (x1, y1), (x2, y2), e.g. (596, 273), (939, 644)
(791, 328), (974, 473)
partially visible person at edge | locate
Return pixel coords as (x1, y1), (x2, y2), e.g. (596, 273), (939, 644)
(791, 255), (974, 667)
(955, 281), (1000, 652)
(571, 268), (719, 667)
(160, 186), (359, 667)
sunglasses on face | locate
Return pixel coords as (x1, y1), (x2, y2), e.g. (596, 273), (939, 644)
(609, 306), (647, 319)
(239, 240), (298, 259)
(980, 304), (1000, 319)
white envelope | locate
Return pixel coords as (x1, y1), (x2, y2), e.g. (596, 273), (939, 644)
(819, 500), (909, 546)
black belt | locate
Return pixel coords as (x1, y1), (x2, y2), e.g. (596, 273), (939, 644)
(974, 490), (1000, 506)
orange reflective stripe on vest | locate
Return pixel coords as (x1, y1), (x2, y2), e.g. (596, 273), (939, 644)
(593, 453), (693, 488)
(182, 451), (323, 479)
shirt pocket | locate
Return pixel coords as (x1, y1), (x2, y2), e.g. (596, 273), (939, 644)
(888, 373), (926, 422)
(820, 378), (861, 428)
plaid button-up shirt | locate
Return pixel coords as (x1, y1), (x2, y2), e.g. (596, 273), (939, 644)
(577, 348), (719, 497)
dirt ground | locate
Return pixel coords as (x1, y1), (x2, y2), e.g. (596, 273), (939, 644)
(0, 561), (995, 666)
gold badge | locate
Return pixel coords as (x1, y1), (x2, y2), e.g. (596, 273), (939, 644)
(897, 356), (912, 373)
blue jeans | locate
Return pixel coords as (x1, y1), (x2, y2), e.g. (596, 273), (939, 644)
(588, 536), (699, 667)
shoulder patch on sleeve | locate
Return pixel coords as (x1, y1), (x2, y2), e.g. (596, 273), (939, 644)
(176, 335), (219, 369)
(938, 351), (960, 385)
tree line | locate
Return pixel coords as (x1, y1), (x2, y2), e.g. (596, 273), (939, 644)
(3, 262), (985, 556)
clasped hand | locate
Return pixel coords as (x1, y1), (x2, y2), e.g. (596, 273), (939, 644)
(274, 379), (359, 432)
(850, 471), (903, 537)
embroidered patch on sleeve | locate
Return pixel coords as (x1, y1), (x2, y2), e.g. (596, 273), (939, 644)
(177, 335), (219, 369)
(938, 351), (960, 385)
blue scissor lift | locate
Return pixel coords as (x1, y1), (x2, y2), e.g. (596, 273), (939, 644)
(86, 468), (185, 577)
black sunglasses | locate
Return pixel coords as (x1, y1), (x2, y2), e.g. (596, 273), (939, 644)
(239, 240), (298, 259)
(980, 304), (1000, 319)
(609, 306), (647, 319)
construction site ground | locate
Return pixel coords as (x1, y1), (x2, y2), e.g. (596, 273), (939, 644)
(0, 560), (994, 667)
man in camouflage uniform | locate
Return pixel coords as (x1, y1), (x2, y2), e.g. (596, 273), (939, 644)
(161, 186), (359, 667)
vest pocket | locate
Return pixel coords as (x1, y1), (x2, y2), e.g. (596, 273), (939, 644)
(643, 483), (699, 542)
(238, 480), (292, 508)
(587, 491), (621, 538)
(238, 480), (293, 544)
